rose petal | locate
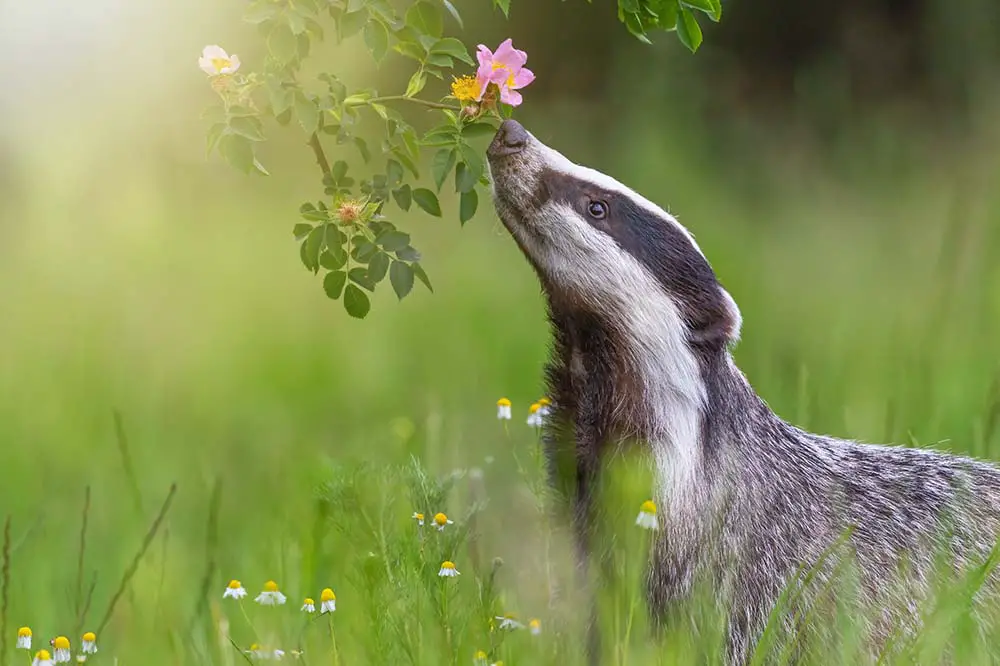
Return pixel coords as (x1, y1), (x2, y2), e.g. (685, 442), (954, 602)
(476, 45), (494, 68)
(201, 45), (229, 60)
(499, 87), (522, 107)
(493, 38), (526, 69)
(198, 57), (216, 75)
(511, 67), (534, 89)
(226, 54), (241, 73)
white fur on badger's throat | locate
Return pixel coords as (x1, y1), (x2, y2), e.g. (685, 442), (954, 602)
(489, 132), (736, 506)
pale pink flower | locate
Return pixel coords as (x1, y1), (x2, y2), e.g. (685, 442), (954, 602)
(475, 38), (535, 107)
(199, 45), (241, 76)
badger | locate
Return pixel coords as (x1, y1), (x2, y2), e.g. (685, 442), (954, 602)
(485, 119), (1000, 663)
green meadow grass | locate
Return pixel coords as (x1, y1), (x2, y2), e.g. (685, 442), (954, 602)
(3, 25), (1000, 662)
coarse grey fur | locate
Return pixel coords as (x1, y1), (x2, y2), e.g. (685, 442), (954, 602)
(485, 119), (1000, 663)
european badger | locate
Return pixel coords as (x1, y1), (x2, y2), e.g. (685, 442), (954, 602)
(486, 119), (1000, 662)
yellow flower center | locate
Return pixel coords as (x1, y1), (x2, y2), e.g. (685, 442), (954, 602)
(227, 579), (242, 589)
(641, 500), (657, 514)
(249, 643), (260, 651)
(529, 618), (541, 629)
(441, 560), (456, 570)
(321, 588), (336, 602)
(528, 403), (541, 414)
(450, 75), (480, 102)
(211, 57), (232, 73)
(17, 627), (31, 637)
(414, 513), (424, 521)
(36, 650), (51, 660)
(82, 632), (96, 642)
(496, 397), (511, 407)
(53, 636), (70, 649)
(303, 598), (314, 605)
(263, 580), (279, 592)
(538, 398), (550, 406)
(434, 512), (448, 526)
(475, 650), (487, 658)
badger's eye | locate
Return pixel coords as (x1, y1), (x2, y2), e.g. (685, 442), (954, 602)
(587, 200), (608, 220)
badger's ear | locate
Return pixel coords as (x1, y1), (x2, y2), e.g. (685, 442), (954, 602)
(689, 286), (742, 348)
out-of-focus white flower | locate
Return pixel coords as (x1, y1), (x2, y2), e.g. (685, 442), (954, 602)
(320, 588), (337, 614)
(529, 618), (542, 635)
(17, 627), (31, 650)
(224, 579), (247, 599)
(32, 649), (53, 666)
(495, 614), (525, 630)
(301, 598), (315, 613)
(496, 398), (512, 420)
(537, 397), (552, 416)
(635, 500), (659, 530)
(255, 580), (287, 606)
(412, 512), (425, 526)
(526, 403), (544, 427)
(199, 45), (241, 75)
(81, 632), (97, 654)
(438, 561), (460, 578)
(473, 650), (489, 666)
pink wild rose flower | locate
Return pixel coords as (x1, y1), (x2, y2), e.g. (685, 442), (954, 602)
(475, 38), (535, 107)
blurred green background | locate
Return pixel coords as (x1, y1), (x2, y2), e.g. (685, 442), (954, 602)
(1, 0), (999, 661)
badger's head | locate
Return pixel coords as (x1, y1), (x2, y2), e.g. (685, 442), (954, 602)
(486, 119), (741, 353)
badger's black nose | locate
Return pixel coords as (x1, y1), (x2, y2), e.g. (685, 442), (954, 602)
(488, 119), (529, 157)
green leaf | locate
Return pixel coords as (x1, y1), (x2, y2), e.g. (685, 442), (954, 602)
(378, 231), (411, 252)
(287, 9), (307, 34)
(349, 267), (377, 291)
(432, 148), (458, 192)
(354, 137), (371, 163)
(389, 261), (415, 300)
(386, 159), (404, 187)
(364, 19), (390, 63)
(228, 116), (265, 141)
(299, 203), (328, 221)
(268, 24), (298, 63)
(454, 161), (477, 194)
(392, 185), (412, 211)
(244, 0), (279, 24)
(206, 123), (227, 155)
(368, 252), (390, 282)
(396, 246), (421, 262)
(412, 188), (442, 217)
(459, 188), (478, 224)
(492, 0), (511, 17)
(412, 263), (433, 292)
(295, 92), (319, 134)
(404, 70), (427, 98)
(320, 246), (347, 270)
(338, 10), (368, 39)
(681, 0), (718, 19)
(676, 7), (703, 52)
(461, 122), (499, 139)
(394, 41), (426, 62)
(302, 226), (325, 273)
(405, 1), (443, 38)
(218, 134), (255, 174)
(343, 284), (370, 318)
(459, 143), (483, 182)
(323, 271), (347, 299)
(293, 223), (313, 240)
(442, 0), (463, 28)
(430, 37), (473, 66)
(353, 241), (378, 263)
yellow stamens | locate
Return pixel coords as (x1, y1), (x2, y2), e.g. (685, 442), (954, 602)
(538, 398), (551, 406)
(35, 650), (51, 660)
(53, 636), (70, 649)
(211, 57), (232, 73)
(441, 560), (456, 570)
(528, 403), (541, 414)
(496, 397), (511, 407)
(82, 632), (96, 642)
(227, 579), (242, 589)
(17, 627), (31, 637)
(321, 588), (336, 602)
(450, 75), (480, 102)
(434, 512), (449, 526)
(641, 500), (657, 514)
(303, 598), (314, 605)
(263, 580), (279, 592)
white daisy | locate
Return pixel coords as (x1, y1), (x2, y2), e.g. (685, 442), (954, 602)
(52, 637), (71, 663)
(438, 561), (460, 577)
(32, 649), (53, 666)
(496, 398), (512, 420)
(81, 632), (97, 654)
(412, 512), (425, 526)
(526, 403), (544, 427)
(433, 512), (454, 531)
(635, 500), (659, 530)
(255, 580), (287, 606)
(223, 579), (247, 599)
(473, 651), (489, 666)
(17, 627), (31, 650)
(320, 588), (336, 614)
(301, 598), (315, 613)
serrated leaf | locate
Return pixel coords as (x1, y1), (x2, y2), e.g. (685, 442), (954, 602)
(323, 271), (347, 299)
(396, 246), (421, 262)
(454, 161), (477, 194)
(412, 263), (433, 292)
(218, 134), (255, 174)
(676, 6), (702, 52)
(348, 267), (377, 291)
(405, 70), (427, 98)
(405, 1), (443, 38)
(432, 148), (458, 192)
(386, 159), (404, 187)
(228, 116), (265, 141)
(368, 252), (390, 282)
(378, 231), (411, 252)
(353, 241), (378, 263)
(244, 0), (279, 24)
(268, 24), (298, 63)
(320, 245), (347, 270)
(442, 0), (463, 28)
(302, 226), (325, 273)
(412, 188), (442, 217)
(338, 10), (367, 39)
(364, 19), (390, 63)
(206, 123), (227, 155)
(394, 41), (426, 61)
(389, 261), (414, 300)
(293, 223), (313, 240)
(430, 37), (473, 65)
(459, 142), (483, 181)
(392, 185), (412, 211)
(295, 92), (319, 133)
(461, 122), (499, 139)
(492, 0), (511, 17)
(459, 188), (478, 224)
(287, 9), (307, 34)
(343, 284), (370, 318)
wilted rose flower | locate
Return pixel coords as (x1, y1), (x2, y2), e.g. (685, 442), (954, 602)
(475, 39), (535, 107)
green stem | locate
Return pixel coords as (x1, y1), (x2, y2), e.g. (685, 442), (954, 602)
(328, 614), (340, 666)
(308, 133), (332, 179)
(238, 599), (260, 644)
(349, 95), (459, 111)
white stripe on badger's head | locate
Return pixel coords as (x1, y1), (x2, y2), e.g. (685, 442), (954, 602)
(486, 119), (741, 350)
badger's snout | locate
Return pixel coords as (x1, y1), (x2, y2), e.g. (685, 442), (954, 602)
(487, 119), (529, 157)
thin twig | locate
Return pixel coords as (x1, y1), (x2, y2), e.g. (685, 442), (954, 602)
(308, 133), (332, 179)
(113, 410), (145, 516)
(75, 485), (91, 618)
(97, 483), (178, 634)
(1, 515), (10, 658)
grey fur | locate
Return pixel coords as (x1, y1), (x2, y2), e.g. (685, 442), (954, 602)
(486, 120), (1000, 663)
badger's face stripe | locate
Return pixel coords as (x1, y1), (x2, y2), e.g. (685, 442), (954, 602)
(488, 121), (740, 347)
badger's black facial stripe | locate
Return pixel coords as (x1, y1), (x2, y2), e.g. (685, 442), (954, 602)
(539, 168), (735, 342)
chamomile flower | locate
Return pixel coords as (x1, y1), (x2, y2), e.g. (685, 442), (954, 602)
(438, 560), (460, 577)
(76, 657), (86, 663)
(433, 512), (453, 531)
(473, 650), (489, 666)
(320, 588), (336, 613)
(412, 512), (425, 526)
(81, 632), (97, 654)
(247, 644), (285, 659)
(537, 397), (552, 416)
(52, 636), (71, 663)
(495, 613), (525, 630)
(32, 649), (53, 666)
(526, 403), (543, 427)
(224, 579), (247, 599)
(255, 580), (287, 606)
(496, 398), (512, 420)
(635, 500), (659, 530)
(529, 618), (542, 635)
(301, 598), (315, 613)
(17, 627), (32, 650)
